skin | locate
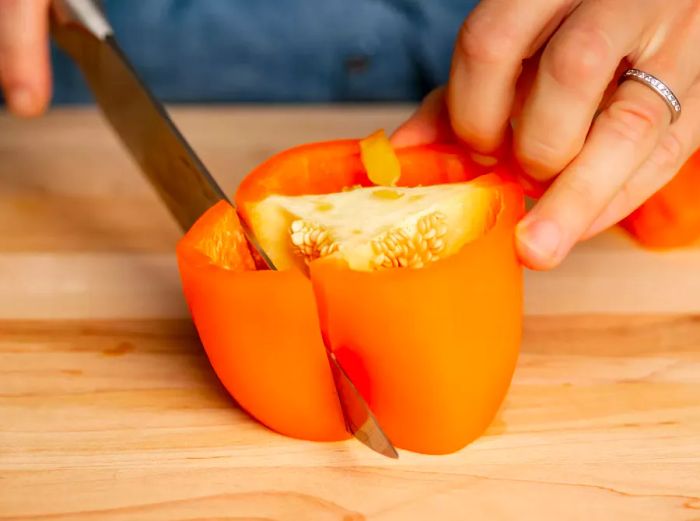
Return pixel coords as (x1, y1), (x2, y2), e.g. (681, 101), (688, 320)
(3, 0), (700, 270)
(0, 0), (51, 117)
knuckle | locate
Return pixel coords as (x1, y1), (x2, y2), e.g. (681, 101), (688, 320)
(458, 15), (519, 64)
(559, 172), (600, 208)
(648, 131), (685, 172)
(615, 182), (635, 210)
(516, 137), (571, 180)
(544, 26), (613, 91)
(562, 175), (596, 203)
(600, 98), (665, 145)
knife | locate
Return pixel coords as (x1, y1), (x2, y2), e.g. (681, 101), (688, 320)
(50, 0), (398, 459)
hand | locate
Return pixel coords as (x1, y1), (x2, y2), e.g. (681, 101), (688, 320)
(394, 0), (700, 270)
(0, 0), (52, 117)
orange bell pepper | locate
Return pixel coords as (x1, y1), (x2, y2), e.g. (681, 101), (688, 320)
(620, 148), (700, 248)
(176, 139), (525, 454)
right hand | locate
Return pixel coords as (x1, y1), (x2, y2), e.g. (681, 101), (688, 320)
(0, 0), (52, 117)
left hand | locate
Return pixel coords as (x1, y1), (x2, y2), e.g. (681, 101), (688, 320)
(393, 0), (700, 270)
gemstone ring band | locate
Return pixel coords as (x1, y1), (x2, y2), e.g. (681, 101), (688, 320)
(620, 68), (682, 124)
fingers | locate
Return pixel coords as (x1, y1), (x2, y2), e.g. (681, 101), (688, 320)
(447, 0), (579, 153)
(516, 0), (700, 271)
(391, 87), (449, 148)
(516, 76), (682, 270)
(0, 0), (52, 117)
(514, 0), (664, 181)
(583, 82), (700, 238)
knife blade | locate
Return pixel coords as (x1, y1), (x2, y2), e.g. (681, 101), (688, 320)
(50, 0), (397, 459)
(326, 347), (398, 458)
(49, 0), (273, 269)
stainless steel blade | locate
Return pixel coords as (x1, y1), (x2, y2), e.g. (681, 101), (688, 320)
(50, 0), (397, 459)
(50, 0), (274, 269)
(327, 350), (399, 459)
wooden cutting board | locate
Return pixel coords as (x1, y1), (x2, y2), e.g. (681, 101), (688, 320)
(1, 107), (699, 521)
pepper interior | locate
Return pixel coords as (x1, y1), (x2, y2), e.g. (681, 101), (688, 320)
(192, 180), (503, 273)
(192, 205), (256, 271)
(244, 182), (500, 272)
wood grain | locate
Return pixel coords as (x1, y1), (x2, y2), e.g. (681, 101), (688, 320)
(1, 108), (699, 520)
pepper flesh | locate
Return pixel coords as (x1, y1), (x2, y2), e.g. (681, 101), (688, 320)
(177, 138), (524, 454)
(360, 129), (401, 186)
(621, 148), (700, 248)
(311, 176), (523, 453)
(176, 202), (348, 441)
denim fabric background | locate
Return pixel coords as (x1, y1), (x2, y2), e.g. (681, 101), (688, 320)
(49, 0), (479, 104)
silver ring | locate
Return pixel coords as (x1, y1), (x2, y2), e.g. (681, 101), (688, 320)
(621, 69), (682, 124)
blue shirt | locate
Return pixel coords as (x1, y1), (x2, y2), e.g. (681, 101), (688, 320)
(50, 0), (478, 104)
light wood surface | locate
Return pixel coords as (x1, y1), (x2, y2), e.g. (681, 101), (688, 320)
(1, 107), (699, 521)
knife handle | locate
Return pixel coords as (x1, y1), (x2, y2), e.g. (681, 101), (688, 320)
(51, 0), (112, 40)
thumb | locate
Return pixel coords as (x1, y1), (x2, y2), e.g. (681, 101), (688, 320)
(391, 87), (452, 148)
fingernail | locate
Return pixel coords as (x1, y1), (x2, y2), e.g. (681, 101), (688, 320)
(516, 218), (563, 268)
(8, 87), (36, 117)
